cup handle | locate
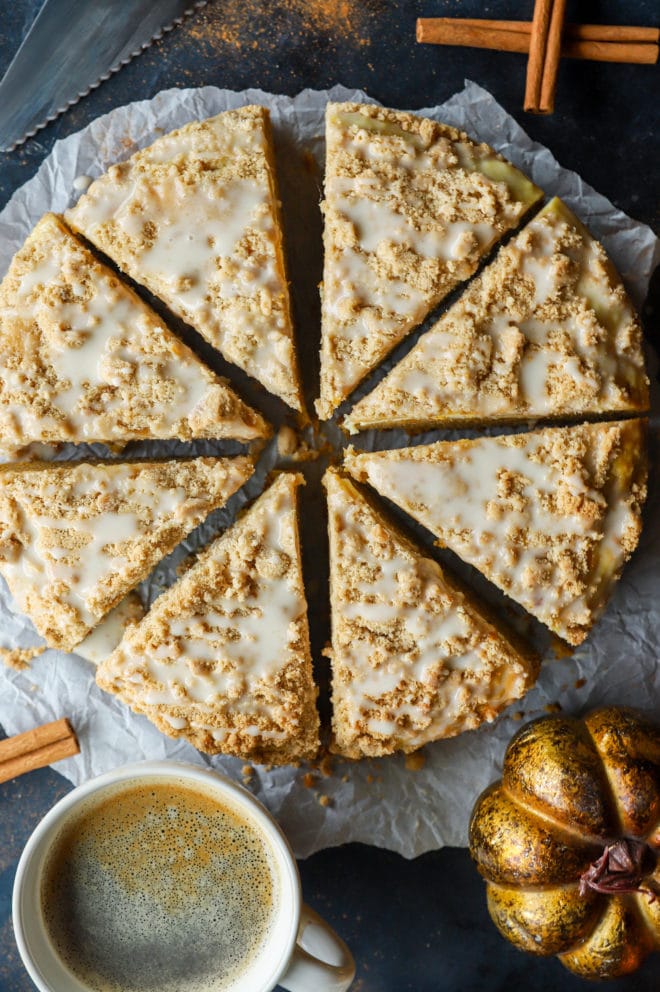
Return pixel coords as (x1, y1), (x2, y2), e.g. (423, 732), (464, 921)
(278, 903), (355, 992)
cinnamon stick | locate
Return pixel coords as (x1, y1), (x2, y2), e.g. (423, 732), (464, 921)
(417, 19), (660, 46)
(538, 0), (567, 114)
(0, 718), (79, 783)
(524, 0), (554, 112)
(416, 19), (659, 65)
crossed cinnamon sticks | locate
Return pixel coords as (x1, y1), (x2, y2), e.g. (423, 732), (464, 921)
(417, 3), (659, 114)
(0, 718), (79, 783)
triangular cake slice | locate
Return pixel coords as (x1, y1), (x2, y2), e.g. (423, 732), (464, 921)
(0, 214), (269, 457)
(66, 107), (304, 411)
(97, 473), (320, 764)
(324, 469), (538, 758)
(316, 102), (542, 419)
(0, 455), (253, 652)
(345, 420), (647, 646)
(345, 199), (649, 433)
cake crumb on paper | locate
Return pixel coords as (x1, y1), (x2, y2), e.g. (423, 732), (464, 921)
(405, 751), (426, 772)
(319, 753), (334, 777)
(0, 646), (44, 671)
(551, 636), (574, 660)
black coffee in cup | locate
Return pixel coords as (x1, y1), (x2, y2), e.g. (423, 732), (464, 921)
(40, 777), (281, 992)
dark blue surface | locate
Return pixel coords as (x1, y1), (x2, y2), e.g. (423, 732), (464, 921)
(0, 1), (659, 989)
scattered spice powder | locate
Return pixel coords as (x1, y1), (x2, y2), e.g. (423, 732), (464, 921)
(184, 0), (384, 56)
(317, 793), (332, 808)
(575, 677), (587, 689)
(303, 771), (317, 788)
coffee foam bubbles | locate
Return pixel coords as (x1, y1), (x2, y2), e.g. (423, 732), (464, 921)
(40, 778), (281, 992)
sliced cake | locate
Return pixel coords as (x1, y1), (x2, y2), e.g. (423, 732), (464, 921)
(66, 107), (304, 411)
(345, 199), (649, 433)
(96, 473), (320, 764)
(345, 420), (647, 646)
(324, 469), (538, 758)
(316, 101), (543, 419)
(0, 214), (269, 457)
(0, 455), (253, 652)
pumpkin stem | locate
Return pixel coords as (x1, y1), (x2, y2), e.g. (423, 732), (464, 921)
(579, 838), (657, 901)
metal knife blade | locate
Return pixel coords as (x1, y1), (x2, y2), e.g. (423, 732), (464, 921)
(0, 0), (209, 152)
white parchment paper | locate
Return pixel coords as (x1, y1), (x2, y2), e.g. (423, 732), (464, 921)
(0, 82), (658, 859)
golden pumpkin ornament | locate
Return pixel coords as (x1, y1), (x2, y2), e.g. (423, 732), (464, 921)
(469, 707), (659, 980)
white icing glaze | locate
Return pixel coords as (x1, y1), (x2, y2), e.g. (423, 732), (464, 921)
(100, 477), (309, 741)
(332, 178), (496, 263)
(75, 596), (142, 665)
(66, 112), (300, 409)
(72, 175), (93, 193)
(3, 474), (168, 626)
(346, 201), (645, 430)
(318, 106), (536, 415)
(0, 217), (264, 449)
(347, 425), (635, 640)
(327, 474), (529, 750)
(0, 458), (249, 641)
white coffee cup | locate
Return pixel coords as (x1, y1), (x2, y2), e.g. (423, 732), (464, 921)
(13, 760), (355, 992)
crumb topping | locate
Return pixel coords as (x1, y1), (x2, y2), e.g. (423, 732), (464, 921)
(345, 420), (647, 645)
(66, 107), (303, 411)
(0, 456), (252, 651)
(316, 102), (542, 418)
(346, 198), (648, 432)
(324, 469), (537, 758)
(96, 474), (320, 764)
(0, 214), (268, 455)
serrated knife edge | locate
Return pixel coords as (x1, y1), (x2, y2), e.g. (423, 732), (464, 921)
(0, 0), (210, 153)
